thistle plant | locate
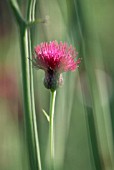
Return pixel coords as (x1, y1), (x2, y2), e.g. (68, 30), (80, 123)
(34, 41), (80, 169)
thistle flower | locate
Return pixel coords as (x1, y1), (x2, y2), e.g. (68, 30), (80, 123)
(33, 41), (80, 91)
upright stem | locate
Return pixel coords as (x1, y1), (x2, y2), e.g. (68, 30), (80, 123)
(9, 0), (42, 169)
(20, 27), (39, 170)
(49, 90), (56, 169)
(27, 1), (42, 170)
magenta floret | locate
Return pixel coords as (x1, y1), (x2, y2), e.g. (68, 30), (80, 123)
(33, 41), (80, 91)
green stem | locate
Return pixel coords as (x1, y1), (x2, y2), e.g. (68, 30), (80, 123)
(49, 90), (56, 169)
(27, 0), (42, 170)
(20, 27), (39, 170)
(27, 31), (42, 170)
(9, 0), (26, 26)
(9, 0), (42, 169)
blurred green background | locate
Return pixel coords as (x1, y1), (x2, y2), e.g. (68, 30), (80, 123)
(0, 0), (114, 170)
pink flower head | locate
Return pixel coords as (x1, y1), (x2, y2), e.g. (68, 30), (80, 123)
(34, 41), (80, 73)
(33, 41), (80, 91)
